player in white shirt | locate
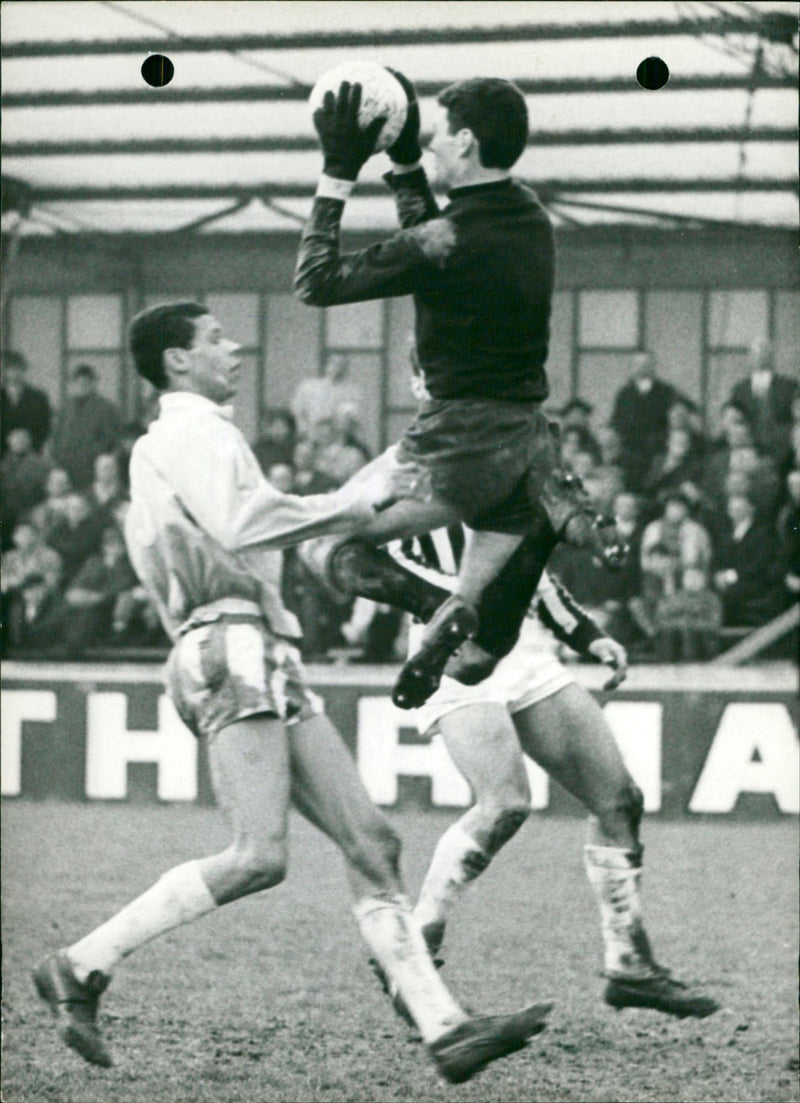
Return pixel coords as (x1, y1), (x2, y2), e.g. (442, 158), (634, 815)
(33, 302), (550, 1084)
(381, 527), (719, 1021)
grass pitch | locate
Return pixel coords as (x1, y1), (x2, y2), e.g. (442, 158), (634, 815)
(2, 800), (798, 1103)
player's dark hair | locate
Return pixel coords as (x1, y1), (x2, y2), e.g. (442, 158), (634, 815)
(128, 301), (209, 390)
(438, 78), (528, 169)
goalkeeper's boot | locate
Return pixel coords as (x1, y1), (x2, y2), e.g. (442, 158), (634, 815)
(33, 951), (112, 1067)
(604, 967), (719, 1019)
(428, 1003), (553, 1084)
(392, 595), (478, 709)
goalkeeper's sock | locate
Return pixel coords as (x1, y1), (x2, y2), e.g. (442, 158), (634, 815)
(353, 893), (467, 1044)
(583, 845), (657, 979)
(414, 824), (490, 939)
(66, 860), (217, 981)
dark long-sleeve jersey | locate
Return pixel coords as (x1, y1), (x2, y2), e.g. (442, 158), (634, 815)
(392, 526), (605, 659)
(294, 169), (555, 404)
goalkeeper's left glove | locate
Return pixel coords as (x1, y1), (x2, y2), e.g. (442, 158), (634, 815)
(313, 81), (386, 182)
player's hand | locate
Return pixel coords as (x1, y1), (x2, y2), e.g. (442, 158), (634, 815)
(385, 69), (422, 165)
(588, 636), (628, 691)
(313, 81), (387, 182)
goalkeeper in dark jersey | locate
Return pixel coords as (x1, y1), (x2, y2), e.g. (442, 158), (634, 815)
(295, 73), (623, 708)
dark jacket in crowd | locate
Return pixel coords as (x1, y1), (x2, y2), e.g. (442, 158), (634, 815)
(51, 393), (123, 489)
(610, 378), (683, 489)
(1, 383), (52, 453)
(715, 519), (783, 627)
(729, 373), (798, 458)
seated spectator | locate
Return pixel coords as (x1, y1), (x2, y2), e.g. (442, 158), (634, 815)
(704, 404), (780, 521)
(292, 438), (338, 495)
(51, 363), (123, 489)
(89, 452), (126, 513)
(47, 493), (105, 585)
(777, 469), (800, 604)
(610, 351), (685, 491)
(641, 490), (713, 610)
(6, 572), (68, 654)
(62, 525), (140, 653)
(667, 396), (706, 457)
(652, 567), (723, 662)
(713, 492), (783, 627)
(2, 520), (62, 595)
(559, 397), (596, 436)
(335, 402), (371, 466)
(728, 338), (798, 461)
(1, 427), (50, 540)
(643, 426), (704, 511)
(291, 353), (360, 441)
(1, 349), (51, 455)
(252, 408), (297, 475)
(341, 597), (405, 663)
(30, 467), (73, 540)
(115, 421), (146, 490)
(559, 425), (600, 473)
(266, 462), (295, 494)
(315, 414), (368, 486)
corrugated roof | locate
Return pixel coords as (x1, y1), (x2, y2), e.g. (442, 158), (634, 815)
(2, 0), (797, 235)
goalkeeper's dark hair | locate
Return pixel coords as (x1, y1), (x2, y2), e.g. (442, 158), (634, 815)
(438, 78), (528, 170)
(129, 301), (209, 390)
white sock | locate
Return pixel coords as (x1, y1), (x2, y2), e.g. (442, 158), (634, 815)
(353, 893), (467, 1044)
(583, 845), (656, 979)
(414, 823), (489, 936)
(67, 860), (217, 981)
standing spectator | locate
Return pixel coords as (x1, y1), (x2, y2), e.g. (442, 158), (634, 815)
(610, 352), (684, 491)
(728, 338), (798, 461)
(1, 349), (51, 454)
(1, 427), (50, 542)
(291, 353), (360, 440)
(46, 493), (105, 585)
(252, 409), (297, 475)
(51, 364), (122, 489)
(713, 493), (782, 627)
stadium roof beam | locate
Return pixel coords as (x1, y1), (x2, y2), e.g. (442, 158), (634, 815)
(3, 73), (795, 109)
(25, 179), (796, 202)
(4, 13), (796, 58)
(5, 127), (796, 158)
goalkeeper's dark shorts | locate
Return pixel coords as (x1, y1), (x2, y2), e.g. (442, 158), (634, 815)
(396, 397), (557, 534)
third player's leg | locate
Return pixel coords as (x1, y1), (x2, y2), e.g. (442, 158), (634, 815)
(513, 684), (643, 851)
(437, 703), (532, 852)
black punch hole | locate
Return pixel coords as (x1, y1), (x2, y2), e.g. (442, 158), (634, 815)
(141, 54), (174, 88)
(636, 57), (669, 90)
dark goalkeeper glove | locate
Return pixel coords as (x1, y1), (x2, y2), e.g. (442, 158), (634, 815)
(385, 69), (422, 165)
(313, 81), (387, 182)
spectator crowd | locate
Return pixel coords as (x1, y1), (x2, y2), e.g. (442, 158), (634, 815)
(2, 341), (798, 664)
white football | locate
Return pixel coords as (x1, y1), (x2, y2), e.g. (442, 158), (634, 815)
(309, 61), (409, 154)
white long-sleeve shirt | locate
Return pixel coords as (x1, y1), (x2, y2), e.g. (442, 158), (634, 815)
(125, 392), (359, 641)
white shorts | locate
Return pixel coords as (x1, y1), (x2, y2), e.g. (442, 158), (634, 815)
(410, 616), (574, 737)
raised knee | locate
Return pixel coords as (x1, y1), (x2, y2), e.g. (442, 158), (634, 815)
(485, 803), (531, 854)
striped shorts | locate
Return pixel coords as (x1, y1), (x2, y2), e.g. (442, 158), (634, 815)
(166, 614), (323, 741)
